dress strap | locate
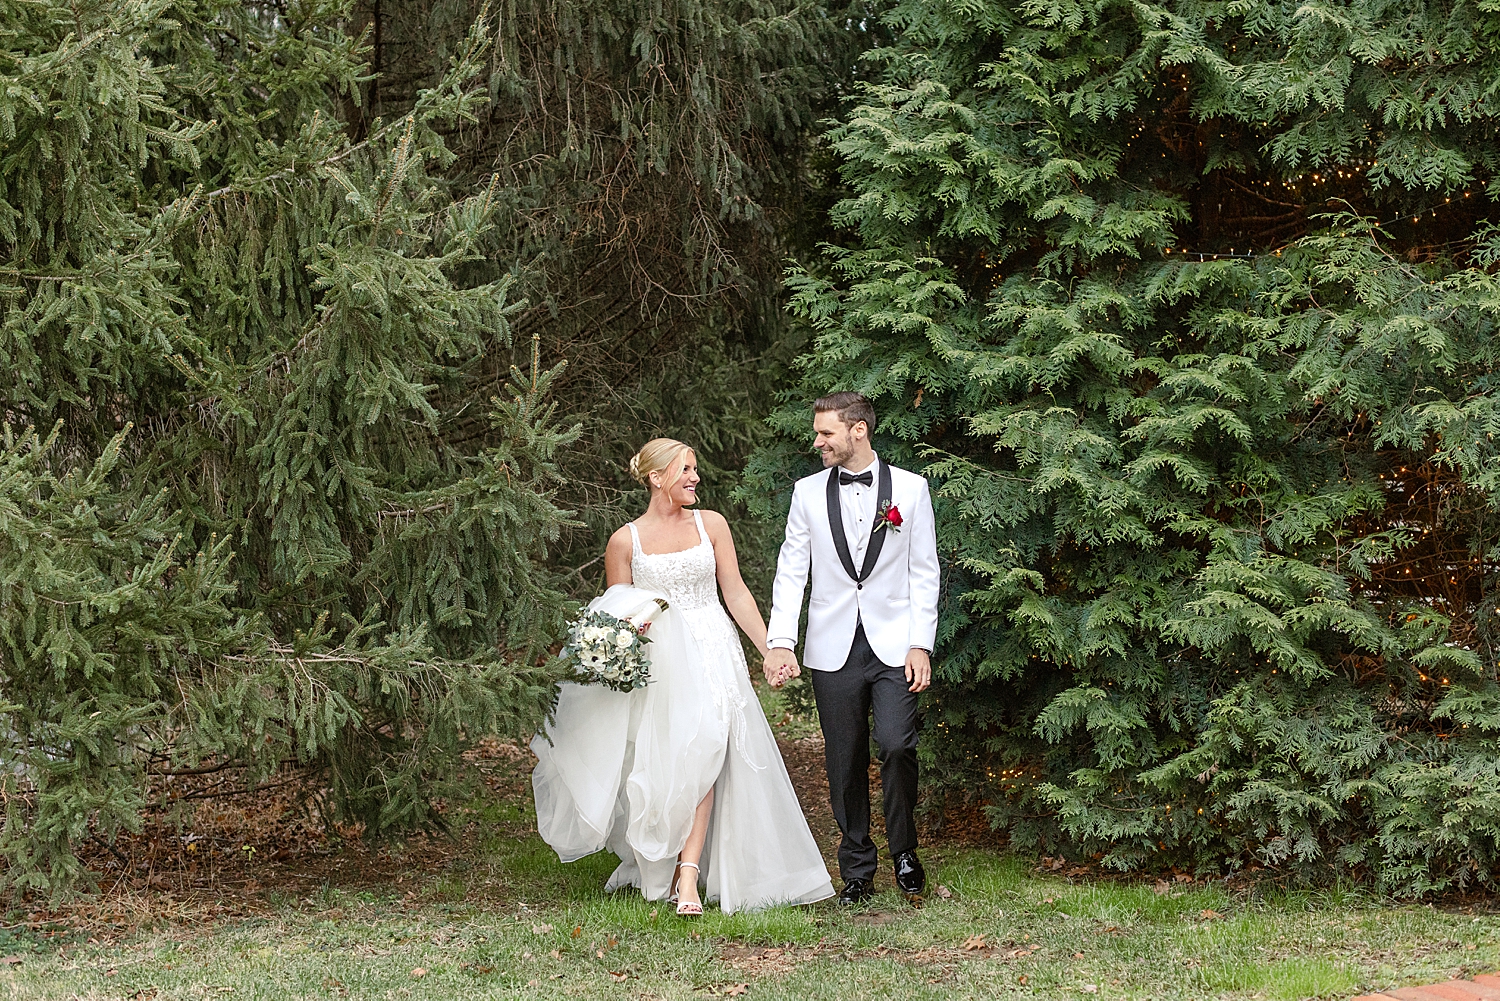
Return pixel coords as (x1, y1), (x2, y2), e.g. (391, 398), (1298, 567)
(693, 510), (711, 547)
(626, 520), (643, 556)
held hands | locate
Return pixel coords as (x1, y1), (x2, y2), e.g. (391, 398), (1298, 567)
(764, 648), (926, 689)
(905, 648), (932, 693)
(763, 648), (800, 688)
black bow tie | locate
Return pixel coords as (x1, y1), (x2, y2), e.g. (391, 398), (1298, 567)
(839, 470), (873, 487)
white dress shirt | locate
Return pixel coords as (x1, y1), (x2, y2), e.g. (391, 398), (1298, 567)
(838, 455), (880, 569)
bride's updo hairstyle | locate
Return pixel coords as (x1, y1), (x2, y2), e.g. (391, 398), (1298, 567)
(629, 438), (693, 493)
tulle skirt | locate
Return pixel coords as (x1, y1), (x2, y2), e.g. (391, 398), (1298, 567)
(531, 587), (833, 914)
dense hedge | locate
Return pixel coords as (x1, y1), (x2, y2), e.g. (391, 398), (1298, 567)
(748, 0), (1500, 894)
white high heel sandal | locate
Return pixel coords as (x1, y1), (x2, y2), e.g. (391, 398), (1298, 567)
(674, 862), (702, 917)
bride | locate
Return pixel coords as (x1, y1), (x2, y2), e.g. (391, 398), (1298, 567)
(531, 439), (834, 915)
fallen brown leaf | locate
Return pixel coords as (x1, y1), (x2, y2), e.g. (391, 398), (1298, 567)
(531, 922), (553, 935)
(962, 934), (987, 951)
(549, 949), (562, 960)
(410, 968), (427, 979)
(609, 971), (629, 982)
(724, 985), (749, 997)
(934, 884), (953, 899)
(1199, 909), (1223, 920)
(719, 944), (800, 976)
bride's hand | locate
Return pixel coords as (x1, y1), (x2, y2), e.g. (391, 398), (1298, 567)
(763, 648), (798, 688)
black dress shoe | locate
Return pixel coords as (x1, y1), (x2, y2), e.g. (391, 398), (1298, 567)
(894, 851), (925, 898)
(837, 878), (875, 906)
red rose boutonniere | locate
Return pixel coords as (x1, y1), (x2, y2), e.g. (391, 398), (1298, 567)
(877, 500), (903, 534)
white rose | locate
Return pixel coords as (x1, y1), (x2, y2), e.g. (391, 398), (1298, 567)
(615, 629), (633, 648)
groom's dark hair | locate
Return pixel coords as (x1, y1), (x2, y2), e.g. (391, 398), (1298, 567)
(814, 391), (876, 433)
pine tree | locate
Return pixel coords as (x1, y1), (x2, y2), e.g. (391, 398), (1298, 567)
(751, 0), (1500, 892)
(0, 1), (576, 898)
(333, 0), (866, 582)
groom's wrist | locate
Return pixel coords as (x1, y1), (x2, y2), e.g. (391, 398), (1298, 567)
(767, 638), (795, 651)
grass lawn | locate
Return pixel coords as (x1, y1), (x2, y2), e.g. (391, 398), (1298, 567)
(6, 683), (1500, 999)
(8, 850), (1500, 1000)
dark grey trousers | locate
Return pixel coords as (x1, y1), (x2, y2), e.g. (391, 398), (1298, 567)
(810, 622), (919, 883)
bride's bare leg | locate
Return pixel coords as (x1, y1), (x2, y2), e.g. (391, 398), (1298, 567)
(676, 788), (714, 908)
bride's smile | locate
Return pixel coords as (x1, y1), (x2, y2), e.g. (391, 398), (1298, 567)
(664, 458), (700, 507)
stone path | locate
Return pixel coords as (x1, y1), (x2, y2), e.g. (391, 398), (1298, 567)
(1354, 974), (1500, 1000)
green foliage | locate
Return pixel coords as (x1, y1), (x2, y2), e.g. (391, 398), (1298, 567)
(751, 0), (1500, 893)
(342, 0), (865, 588)
(0, 0), (577, 898)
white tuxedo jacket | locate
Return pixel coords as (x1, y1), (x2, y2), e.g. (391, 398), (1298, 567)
(767, 460), (939, 671)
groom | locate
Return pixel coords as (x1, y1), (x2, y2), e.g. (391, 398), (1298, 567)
(764, 392), (940, 905)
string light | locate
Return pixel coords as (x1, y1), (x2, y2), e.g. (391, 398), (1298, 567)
(1161, 189), (1477, 262)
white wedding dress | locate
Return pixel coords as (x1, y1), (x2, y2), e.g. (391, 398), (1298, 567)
(531, 511), (834, 913)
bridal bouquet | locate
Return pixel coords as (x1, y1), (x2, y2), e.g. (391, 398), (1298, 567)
(561, 595), (669, 692)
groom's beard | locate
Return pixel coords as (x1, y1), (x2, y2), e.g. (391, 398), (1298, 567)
(821, 437), (854, 467)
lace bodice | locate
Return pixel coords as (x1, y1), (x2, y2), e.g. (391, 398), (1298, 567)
(628, 512), (720, 611)
(626, 511), (759, 771)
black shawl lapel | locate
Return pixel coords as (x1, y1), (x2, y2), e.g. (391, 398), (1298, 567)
(858, 459), (894, 580)
(826, 467), (859, 582)
(826, 459), (894, 585)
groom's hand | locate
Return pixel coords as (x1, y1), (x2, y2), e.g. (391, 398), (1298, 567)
(763, 648), (800, 688)
(905, 648), (932, 693)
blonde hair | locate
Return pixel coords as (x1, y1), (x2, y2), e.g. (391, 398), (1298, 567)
(629, 438), (693, 492)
